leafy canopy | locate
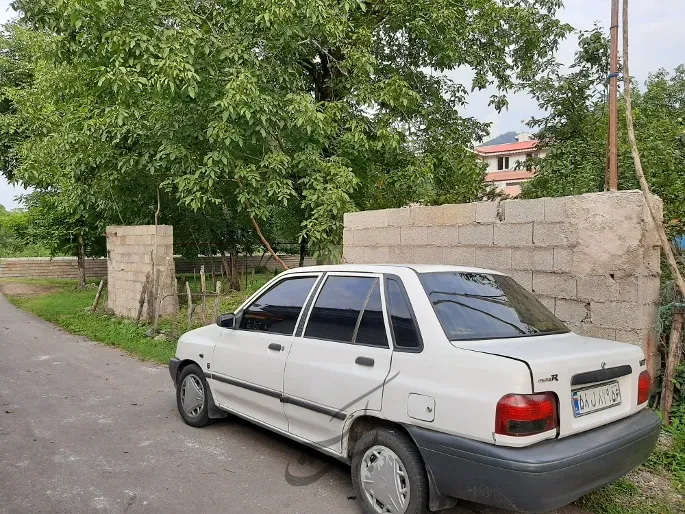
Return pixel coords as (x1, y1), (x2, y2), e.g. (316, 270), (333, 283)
(5, 0), (569, 258)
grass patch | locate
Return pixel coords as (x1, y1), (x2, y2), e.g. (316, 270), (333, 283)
(2, 275), (273, 364)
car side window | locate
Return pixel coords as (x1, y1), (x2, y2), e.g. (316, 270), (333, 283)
(305, 276), (388, 347)
(354, 281), (388, 347)
(239, 276), (317, 335)
(386, 278), (421, 350)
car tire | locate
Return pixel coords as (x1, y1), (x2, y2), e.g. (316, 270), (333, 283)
(176, 363), (212, 428)
(351, 427), (429, 514)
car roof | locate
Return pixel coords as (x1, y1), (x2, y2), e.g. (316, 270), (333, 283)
(284, 264), (504, 276)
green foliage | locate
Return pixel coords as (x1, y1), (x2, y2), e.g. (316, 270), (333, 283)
(521, 27), (685, 241)
(0, 203), (55, 257)
(7, 282), (177, 363)
(3, 0), (570, 259)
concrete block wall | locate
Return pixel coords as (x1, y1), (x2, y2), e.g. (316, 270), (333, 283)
(343, 191), (662, 361)
(0, 257), (107, 279)
(106, 225), (179, 319)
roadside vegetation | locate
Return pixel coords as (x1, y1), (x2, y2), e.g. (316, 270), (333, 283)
(0, 275), (271, 364)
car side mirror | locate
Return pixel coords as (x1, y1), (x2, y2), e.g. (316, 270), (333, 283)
(216, 313), (236, 329)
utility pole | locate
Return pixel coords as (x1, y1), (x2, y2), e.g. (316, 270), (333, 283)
(607, 0), (619, 190)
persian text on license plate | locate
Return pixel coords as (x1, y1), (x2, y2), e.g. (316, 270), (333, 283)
(572, 381), (621, 417)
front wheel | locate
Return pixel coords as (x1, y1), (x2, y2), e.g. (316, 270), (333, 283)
(351, 428), (429, 514)
(176, 364), (211, 427)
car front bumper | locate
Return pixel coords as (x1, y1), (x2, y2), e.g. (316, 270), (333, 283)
(168, 357), (181, 386)
(406, 409), (660, 513)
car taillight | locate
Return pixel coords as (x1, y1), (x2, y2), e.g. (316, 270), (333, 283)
(495, 393), (558, 437)
(637, 370), (651, 405)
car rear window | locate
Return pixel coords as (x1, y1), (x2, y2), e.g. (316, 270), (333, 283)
(419, 272), (568, 341)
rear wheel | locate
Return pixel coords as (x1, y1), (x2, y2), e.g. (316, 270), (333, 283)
(351, 428), (429, 514)
(176, 364), (211, 427)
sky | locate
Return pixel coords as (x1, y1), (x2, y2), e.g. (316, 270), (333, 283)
(1, 0), (684, 210)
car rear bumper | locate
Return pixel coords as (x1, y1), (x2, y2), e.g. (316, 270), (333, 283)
(406, 409), (661, 513)
(168, 357), (181, 385)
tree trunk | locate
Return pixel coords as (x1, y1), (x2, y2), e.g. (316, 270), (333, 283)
(77, 235), (86, 290)
(229, 249), (241, 291)
(299, 237), (308, 267)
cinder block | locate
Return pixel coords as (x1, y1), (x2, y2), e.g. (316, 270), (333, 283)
(532, 272), (576, 298)
(155, 235), (173, 246)
(345, 210), (388, 229)
(412, 206), (444, 226)
(413, 246), (444, 264)
(576, 275), (618, 302)
(591, 301), (654, 330)
(536, 294), (556, 312)
(475, 201), (500, 223)
(570, 322), (617, 341)
(431, 226), (459, 247)
(354, 227), (401, 247)
(401, 226), (428, 246)
(134, 226), (146, 235)
(533, 222), (576, 246)
(638, 275), (660, 304)
(388, 246), (414, 264)
(343, 246), (365, 263)
(443, 203), (476, 225)
(387, 208), (413, 227)
(476, 247), (511, 271)
(442, 247), (476, 267)
(494, 223), (533, 247)
(512, 248), (553, 271)
(543, 196), (569, 222)
(644, 247), (661, 275)
(503, 198), (545, 222)
(343, 229), (354, 246)
(552, 248), (573, 273)
(365, 246), (390, 264)
(508, 269), (533, 291)
(617, 276), (638, 302)
(555, 299), (590, 323)
(459, 224), (494, 245)
(615, 328), (650, 347)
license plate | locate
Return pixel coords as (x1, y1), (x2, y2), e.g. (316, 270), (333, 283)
(572, 381), (621, 417)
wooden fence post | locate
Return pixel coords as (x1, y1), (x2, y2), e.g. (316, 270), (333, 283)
(213, 281), (222, 321)
(136, 273), (151, 325)
(660, 306), (684, 423)
(185, 281), (193, 330)
(200, 265), (207, 325)
(91, 280), (105, 313)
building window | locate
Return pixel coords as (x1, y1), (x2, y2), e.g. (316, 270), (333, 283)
(497, 156), (510, 170)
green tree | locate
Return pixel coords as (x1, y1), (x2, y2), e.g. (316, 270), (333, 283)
(522, 28), (685, 240)
(6, 0), (570, 262)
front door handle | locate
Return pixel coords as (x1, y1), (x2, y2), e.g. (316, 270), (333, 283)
(355, 356), (374, 367)
(268, 343), (283, 351)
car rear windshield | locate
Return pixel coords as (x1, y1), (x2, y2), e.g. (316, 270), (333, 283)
(419, 272), (569, 341)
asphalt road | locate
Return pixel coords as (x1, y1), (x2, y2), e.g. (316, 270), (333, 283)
(0, 292), (589, 514)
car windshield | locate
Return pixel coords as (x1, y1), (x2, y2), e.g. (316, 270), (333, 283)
(419, 272), (568, 341)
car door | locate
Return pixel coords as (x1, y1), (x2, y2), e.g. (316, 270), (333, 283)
(282, 273), (393, 453)
(211, 273), (320, 431)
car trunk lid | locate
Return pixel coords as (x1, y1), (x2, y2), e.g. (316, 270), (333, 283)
(453, 332), (645, 437)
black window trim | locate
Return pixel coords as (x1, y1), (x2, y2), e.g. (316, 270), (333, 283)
(234, 272), (323, 337)
(383, 273), (424, 353)
(299, 272), (392, 349)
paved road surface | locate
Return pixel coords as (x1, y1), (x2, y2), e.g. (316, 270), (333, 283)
(0, 293), (589, 514)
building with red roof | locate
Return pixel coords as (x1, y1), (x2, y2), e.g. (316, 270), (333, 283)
(475, 132), (545, 197)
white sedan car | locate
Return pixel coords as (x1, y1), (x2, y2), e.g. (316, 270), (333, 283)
(169, 264), (660, 514)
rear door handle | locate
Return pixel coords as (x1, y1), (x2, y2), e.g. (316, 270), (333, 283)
(268, 343), (283, 351)
(355, 356), (374, 367)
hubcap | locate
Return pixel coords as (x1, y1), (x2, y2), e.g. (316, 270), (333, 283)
(180, 374), (204, 418)
(360, 445), (410, 514)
